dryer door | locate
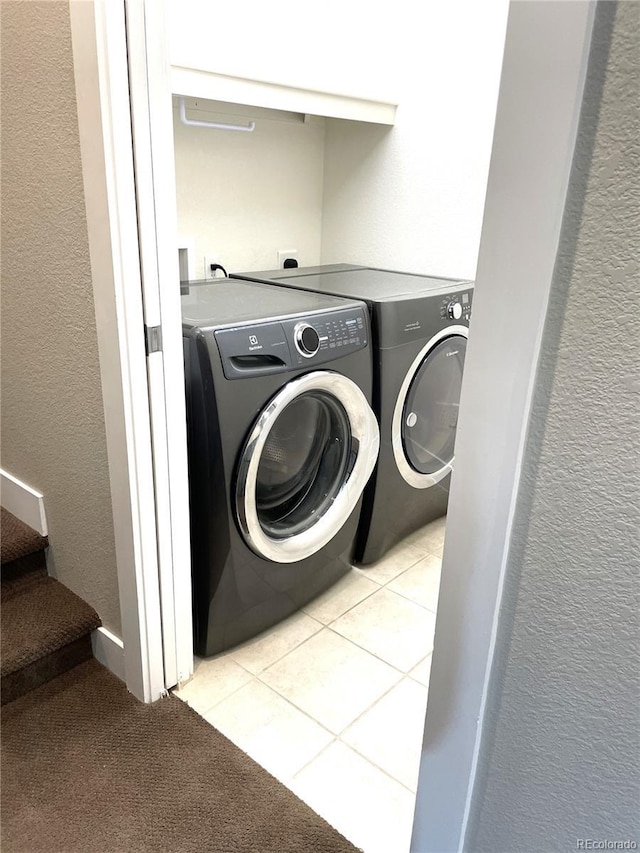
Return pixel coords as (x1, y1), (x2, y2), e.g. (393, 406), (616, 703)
(392, 326), (468, 489)
(236, 371), (379, 563)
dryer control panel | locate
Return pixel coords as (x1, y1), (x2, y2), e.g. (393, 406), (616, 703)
(215, 306), (369, 380)
(439, 290), (473, 323)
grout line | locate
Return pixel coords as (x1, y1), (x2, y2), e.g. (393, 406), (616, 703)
(326, 620), (435, 678)
(354, 548), (429, 588)
(226, 613), (325, 677)
(305, 578), (381, 627)
(381, 581), (442, 615)
(351, 564), (384, 583)
(336, 676), (407, 736)
(251, 670), (339, 737)
(289, 736), (340, 781)
(336, 735), (420, 795)
(322, 621), (415, 674)
(172, 666), (255, 717)
(406, 651), (434, 687)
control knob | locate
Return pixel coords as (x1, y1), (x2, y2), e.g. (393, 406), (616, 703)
(447, 301), (463, 320)
(294, 323), (320, 357)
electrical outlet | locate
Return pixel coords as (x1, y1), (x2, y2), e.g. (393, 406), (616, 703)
(204, 255), (225, 279)
(277, 249), (299, 269)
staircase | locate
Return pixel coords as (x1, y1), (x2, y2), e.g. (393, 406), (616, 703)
(1, 507), (101, 705)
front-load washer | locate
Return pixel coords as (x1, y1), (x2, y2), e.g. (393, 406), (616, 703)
(182, 278), (379, 656)
(231, 265), (473, 565)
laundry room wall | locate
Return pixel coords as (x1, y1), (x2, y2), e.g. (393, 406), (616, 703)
(0, 1), (122, 636)
(171, 0), (510, 284)
(320, 0), (510, 280)
(173, 101), (326, 278)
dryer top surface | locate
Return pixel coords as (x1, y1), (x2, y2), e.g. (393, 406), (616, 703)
(232, 266), (473, 304)
(181, 278), (362, 330)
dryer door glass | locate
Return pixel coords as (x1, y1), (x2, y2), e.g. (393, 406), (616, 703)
(402, 335), (467, 476)
(255, 391), (351, 539)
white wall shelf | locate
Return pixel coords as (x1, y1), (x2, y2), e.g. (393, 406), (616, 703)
(171, 67), (397, 125)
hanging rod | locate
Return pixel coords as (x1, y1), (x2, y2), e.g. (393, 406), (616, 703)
(178, 97), (255, 133)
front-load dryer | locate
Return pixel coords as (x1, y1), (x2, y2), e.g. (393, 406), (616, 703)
(182, 278), (379, 656)
(231, 265), (473, 565)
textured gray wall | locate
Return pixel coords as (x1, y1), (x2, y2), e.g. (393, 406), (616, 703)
(467, 3), (640, 850)
(1, 1), (121, 634)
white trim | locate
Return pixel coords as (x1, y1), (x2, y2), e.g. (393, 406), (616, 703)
(91, 626), (126, 683)
(410, 3), (597, 852)
(170, 67), (397, 125)
(0, 470), (48, 536)
(125, 0), (194, 688)
(69, 0), (166, 703)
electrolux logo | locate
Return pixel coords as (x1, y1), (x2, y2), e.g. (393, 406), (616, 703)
(248, 333), (263, 352)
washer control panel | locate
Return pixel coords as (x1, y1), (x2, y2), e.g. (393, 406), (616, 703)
(215, 306), (369, 379)
(440, 289), (473, 323)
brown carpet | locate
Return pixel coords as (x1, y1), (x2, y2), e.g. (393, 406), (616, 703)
(0, 507), (47, 564)
(1, 574), (101, 677)
(1, 659), (359, 853)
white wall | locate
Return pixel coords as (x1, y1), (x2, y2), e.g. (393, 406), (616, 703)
(173, 100), (326, 278)
(321, 0), (510, 280)
(172, 1), (509, 283)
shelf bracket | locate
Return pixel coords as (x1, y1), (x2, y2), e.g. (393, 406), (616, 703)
(178, 97), (255, 133)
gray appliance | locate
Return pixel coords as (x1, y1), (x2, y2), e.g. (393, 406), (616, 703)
(182, 278), (379, 655)
(231, 265), (473, 564)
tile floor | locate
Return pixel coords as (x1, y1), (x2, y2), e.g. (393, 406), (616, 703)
(174, 516), (446, 853)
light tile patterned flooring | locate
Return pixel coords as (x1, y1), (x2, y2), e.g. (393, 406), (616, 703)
(174, 517), (446, 853)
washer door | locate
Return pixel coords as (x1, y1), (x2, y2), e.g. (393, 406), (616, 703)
(236, 371), (379, 563)
(392, 326), (468, 489)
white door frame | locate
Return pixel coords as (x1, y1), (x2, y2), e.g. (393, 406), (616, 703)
(124, 0), (193, 690)
(69, 0), (192, 702)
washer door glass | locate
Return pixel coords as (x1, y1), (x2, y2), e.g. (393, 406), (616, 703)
(402, 335), (467, 476)
(256, 391), (351, 539)
(236, 371), (379, 564)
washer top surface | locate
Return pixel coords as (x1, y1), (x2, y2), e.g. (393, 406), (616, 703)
(181, 278), (362, 330)
(232, 265), (473, 304)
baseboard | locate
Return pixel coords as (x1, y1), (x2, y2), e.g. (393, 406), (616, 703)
(0, 470), (48, 536)
(91, 627), (126, 683)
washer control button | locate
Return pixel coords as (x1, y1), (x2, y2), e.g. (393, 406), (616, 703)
(448, 301), (463, 320)
(294, 323), (320, 357)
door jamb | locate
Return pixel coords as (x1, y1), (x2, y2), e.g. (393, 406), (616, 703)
(124, 0), (194, 690)
(69, 0), (167, 702)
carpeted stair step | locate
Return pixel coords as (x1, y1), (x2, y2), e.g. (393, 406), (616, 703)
(1, 507), (101, 705)
(1, 506), (48, 581)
